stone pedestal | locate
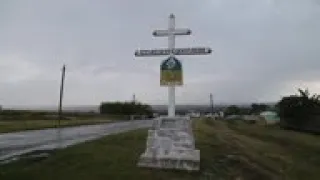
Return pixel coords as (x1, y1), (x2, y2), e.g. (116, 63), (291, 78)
(137, 116), (200, 171)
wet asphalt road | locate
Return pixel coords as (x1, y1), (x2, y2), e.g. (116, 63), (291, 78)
(0, 120), (152, 161)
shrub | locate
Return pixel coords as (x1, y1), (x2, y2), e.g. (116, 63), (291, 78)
(99, 101), (153, 117)
(278, 88), (320, 131)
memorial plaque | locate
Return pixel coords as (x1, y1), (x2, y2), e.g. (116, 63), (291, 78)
(160, 57), (183, 86)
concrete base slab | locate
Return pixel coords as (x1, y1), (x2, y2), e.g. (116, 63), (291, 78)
(137, 116), (200, 171)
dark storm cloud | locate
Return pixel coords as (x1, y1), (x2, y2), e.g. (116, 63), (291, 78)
(0, 0), (319, 106)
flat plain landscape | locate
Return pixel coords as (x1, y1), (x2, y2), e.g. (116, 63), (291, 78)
(1, 119), (319, 180)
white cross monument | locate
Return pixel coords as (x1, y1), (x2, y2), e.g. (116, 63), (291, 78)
(135, 14), (212, 171)
(135, 14), (211, 117)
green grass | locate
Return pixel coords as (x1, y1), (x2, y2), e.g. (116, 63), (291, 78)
(0, 119), (113, 134)
(1, 119), (319, 179)
(224, 120), (320, 179)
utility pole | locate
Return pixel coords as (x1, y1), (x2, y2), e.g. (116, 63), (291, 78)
(58, 64), (66, 127)
(132, 93), (136, 104)
(210, 93), (214, 115)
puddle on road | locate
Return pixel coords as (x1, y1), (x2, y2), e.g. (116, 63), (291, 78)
(0, 150), (54, 165)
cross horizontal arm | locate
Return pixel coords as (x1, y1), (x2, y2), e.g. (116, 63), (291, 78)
(153, 29), (192, 37)
(135, 47), (212, 57)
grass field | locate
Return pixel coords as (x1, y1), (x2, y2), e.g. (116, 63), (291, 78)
(0, 119), (113, 134)
(1, 119), (319, 179)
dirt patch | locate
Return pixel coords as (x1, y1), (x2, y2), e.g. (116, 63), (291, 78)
(197, 120), (284, 179)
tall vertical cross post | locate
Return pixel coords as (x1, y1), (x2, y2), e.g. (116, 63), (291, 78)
(135, 14), (212, 117)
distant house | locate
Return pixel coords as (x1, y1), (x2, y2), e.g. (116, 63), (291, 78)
(242, 115), (262, 124)
(242, 115), (261, 121)
(186, 111), (201, 118)
(260, 111), (280, 125)
(204, 112), (224, 120)
(225, 115), (241, 120)
(219, 111), (224, 118)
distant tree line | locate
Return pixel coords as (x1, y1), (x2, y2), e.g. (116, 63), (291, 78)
(224, 103), (269, 116)
(223, 88), (320, 133)
(0, 110), (57, 121)
(99, 101), (153, 117)
(0, 110), (103, 121)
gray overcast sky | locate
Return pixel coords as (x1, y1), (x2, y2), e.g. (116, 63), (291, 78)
(1, 0), (320, 107)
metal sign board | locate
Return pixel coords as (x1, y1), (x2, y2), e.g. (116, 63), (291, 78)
(160, 57), (183, 86)
(153, 28), (191, 37)
(135, 47), (212, 57)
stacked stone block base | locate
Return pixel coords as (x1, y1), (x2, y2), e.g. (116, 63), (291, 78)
(137, 116), (200, 171)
